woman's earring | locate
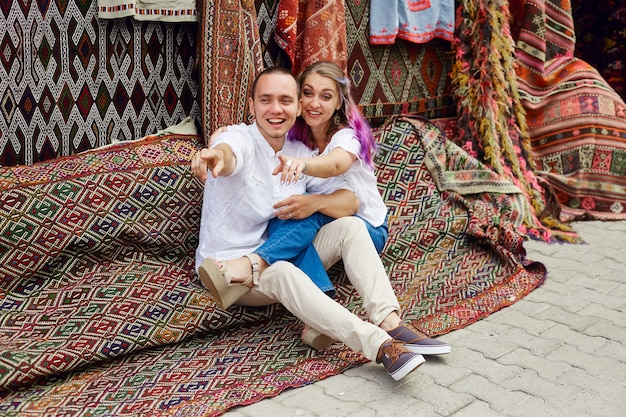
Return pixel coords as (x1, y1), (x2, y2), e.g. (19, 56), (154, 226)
(333, 112), (341, 126)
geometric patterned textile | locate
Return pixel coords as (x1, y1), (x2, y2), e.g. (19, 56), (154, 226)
(370, 118), (545, 331)
(345, 1), (456, 122)
(0, 133), (206, 388)
(256, 0), (292, 69)
(513, 0), (626, 222)
(197, 0), (264, 141)
(0, 119), (546, 416)
(0, 0), (199, 166)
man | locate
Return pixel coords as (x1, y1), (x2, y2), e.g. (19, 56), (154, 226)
(193, 66), (449, 381)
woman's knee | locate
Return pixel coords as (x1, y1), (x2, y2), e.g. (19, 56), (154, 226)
(313, 217), (369, 267)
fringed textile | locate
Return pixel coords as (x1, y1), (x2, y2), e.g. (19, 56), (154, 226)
(369, 0), (455, 45)
(274, 0), (348, 75)
(196, 0), (264, 141)
(97, 0), (198, 22)
(513, 0), (626, 222)
(449, 0), (581, 243)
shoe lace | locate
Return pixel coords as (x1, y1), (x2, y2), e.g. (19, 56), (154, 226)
(381, 340), (407, 362)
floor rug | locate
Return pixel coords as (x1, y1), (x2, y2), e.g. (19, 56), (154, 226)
(0, 119), (546, 416)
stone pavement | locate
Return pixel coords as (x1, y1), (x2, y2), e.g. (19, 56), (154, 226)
(224, 220), (626, 417)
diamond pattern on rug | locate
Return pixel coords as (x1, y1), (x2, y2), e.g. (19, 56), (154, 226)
(0, 1), (198, 166)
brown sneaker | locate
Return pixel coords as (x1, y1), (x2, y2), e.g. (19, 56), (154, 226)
(387, 322), (451, 355)
(376, 339), (425, 381)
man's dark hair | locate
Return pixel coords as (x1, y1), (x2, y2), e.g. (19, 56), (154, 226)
(251, 66), (299, 99)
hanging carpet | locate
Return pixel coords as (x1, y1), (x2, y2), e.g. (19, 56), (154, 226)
(196, 0), (264, 139)
(0, 118), (546, 416)
(274, 0), (348, 74)
(0, 0), (199, 166)
(513, 0), (626, 221)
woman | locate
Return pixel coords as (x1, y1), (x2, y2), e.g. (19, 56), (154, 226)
(278, 60), (389, 252)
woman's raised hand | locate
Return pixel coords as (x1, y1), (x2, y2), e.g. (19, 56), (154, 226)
(274, 154), (307, 184)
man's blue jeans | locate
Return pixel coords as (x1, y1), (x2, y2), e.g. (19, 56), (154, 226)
(255, 213), (389, 297)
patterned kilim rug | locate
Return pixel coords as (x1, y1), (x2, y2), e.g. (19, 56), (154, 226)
(0, 118), (546, 416)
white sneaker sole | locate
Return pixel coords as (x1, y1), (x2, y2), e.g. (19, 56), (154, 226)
(404, 344), (451, 355)
(389, 354), (425, 381)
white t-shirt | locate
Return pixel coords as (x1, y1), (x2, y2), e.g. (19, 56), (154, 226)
(195, 122), (352, 270)
(317, 128), (388, 227)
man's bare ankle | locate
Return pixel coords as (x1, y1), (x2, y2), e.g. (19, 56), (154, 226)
(226, 258), (253, 283)
(379, 312), (402, 332)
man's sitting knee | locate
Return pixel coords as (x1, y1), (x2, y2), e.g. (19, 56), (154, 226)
(325, 216), (368, 235)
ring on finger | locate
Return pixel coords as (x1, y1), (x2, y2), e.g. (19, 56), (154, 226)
(285, 160), (292, 168)
(289, 212), (293, 218)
